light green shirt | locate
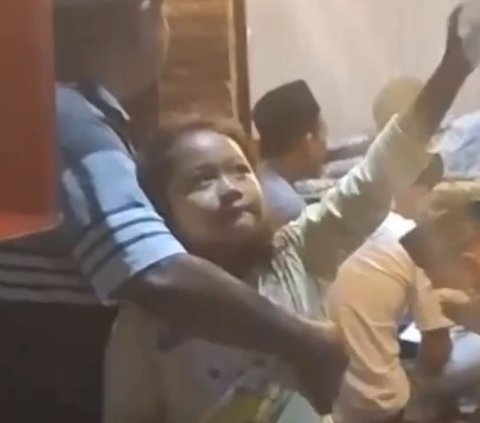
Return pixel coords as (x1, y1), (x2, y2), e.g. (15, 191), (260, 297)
(104, 115), (431, 423)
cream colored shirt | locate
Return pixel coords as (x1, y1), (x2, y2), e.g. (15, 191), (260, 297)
(328, 212), (451, 423)
(104, 116), (432, 423)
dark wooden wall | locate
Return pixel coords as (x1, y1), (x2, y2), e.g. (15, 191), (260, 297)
(160, 0), (250, 131)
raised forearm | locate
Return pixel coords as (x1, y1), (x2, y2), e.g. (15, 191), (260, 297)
(398, 59), (470, 142)
(398, 6), (473, 143)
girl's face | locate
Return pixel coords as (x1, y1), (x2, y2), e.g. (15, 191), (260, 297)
(163, 130), (265, 250)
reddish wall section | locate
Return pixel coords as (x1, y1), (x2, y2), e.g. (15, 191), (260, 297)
(0, 0), (58, 239)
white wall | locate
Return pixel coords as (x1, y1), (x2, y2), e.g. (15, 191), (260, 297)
(246, 0), (480, 142)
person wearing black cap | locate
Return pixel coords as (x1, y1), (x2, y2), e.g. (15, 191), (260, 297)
(253, 80), (327, 227)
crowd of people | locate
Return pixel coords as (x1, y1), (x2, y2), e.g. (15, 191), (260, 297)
(3, 0), (480, 422)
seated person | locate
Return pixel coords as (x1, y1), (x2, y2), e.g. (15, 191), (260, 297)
(252, 80), (325, 227)
(327, 155), (452, 423)
(404, 188), (480, 421)
(412, 325), (480, 422)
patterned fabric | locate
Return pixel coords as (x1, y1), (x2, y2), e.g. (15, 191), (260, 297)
(104, 115), (432, 423)
(0, 84), (185, 304)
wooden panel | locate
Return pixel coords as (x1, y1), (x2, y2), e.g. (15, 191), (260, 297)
(231, 0), (251, 133)
(160, 82), (233, 118)
(163, 35), (230, 81)
(160, 0), (235, 120)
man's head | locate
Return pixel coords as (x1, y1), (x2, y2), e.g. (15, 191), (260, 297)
(373, 77), (423, 131)
(53, 0), (168, 102)
(252, 80), (327, 180)
(394, 154), (444, 220)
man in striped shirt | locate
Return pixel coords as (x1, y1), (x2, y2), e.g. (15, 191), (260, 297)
(0, 0), (353, 421)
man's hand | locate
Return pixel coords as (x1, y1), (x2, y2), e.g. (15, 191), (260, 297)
(442, 6), (473, 75)
(288, 319), (348, 415)
(398, 5), (479, 142)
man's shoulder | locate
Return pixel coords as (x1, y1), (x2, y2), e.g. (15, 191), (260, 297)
(56, 84), (96, 114)
(257, 163), (305, 204)
(55, 84), (107, 143)
(55, 83), (132, 157)
(258, 165), (306, 225)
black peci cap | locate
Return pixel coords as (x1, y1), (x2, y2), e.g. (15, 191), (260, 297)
(252, 80), (320, 157)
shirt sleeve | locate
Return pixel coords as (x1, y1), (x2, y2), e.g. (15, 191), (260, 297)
(287, 115), (432, 281)
(412, 269), (453, 331)
(56, 86), (185, 300)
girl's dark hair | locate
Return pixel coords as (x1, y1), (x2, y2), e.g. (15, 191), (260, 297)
(137, 115), (256, 225)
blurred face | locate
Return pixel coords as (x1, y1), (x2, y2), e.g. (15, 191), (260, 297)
(164, 130), (264, 249)
(300, 115), (328, 179)
(57, 0), (167, 100)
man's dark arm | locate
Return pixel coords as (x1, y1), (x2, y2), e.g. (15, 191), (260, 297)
(113, 253), (347, 414)
(113, 253), (307, 363)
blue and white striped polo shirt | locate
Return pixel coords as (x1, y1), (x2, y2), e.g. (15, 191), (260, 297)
(0, 84), (184, 304)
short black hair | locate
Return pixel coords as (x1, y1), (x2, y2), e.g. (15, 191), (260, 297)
(252, 80), (320, 158)
(137, 116), (254, 224)
(414, 154), (444, 189)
